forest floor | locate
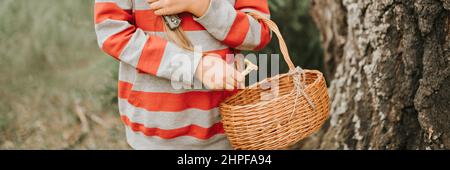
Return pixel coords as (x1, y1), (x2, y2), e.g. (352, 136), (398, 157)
(0, 0), (129, 149)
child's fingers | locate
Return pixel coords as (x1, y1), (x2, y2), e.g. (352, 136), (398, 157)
(154, 8), (176, 16)
(154, 9), (165, 15)
(201, 73), (221, 90)
(225, 74), (236, 90)
(202, 78), (216, 90)
(212, 79), (223, 90)
(234, 70), (245, 89)
(148, 1), (163, 10)
(226, 66), (244, 88)
(234, 70), (244, 83)
(204, 83), (215, 90)
(209, 74), (229, 90)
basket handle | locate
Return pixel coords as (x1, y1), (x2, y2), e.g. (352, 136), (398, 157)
(241, 59), (259, 76)
(248, 12), (296, 71)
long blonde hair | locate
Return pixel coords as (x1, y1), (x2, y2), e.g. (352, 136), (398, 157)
(162, 17), (194, 51)
(131, 0), (193, 51)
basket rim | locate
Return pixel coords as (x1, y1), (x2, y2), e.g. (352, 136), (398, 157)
(220, 69), (324, 109)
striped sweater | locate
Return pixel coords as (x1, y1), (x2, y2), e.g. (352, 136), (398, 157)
(94, 0), (271, 150)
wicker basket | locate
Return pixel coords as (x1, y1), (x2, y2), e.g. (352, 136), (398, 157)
(219, 13), (330, 150)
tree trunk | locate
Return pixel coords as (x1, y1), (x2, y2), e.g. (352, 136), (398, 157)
(299, 0), (450, 150)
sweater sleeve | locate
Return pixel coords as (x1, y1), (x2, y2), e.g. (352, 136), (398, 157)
(194, 0), (272, 51)
(94, 0), (202, 85)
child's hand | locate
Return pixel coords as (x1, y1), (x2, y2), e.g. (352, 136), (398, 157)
(195, 55), (244, 90)
(147, 0), (211, 17)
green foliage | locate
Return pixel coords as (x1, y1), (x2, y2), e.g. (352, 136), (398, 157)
(264, 0), (323, 72)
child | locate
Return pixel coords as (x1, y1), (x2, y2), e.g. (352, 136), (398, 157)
(94, 0), (271, 150)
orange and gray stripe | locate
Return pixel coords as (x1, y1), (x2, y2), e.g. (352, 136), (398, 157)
(95, 1), (201, 86)
(119, 99), (222, 130)
(125, 127), (232, 150)
(194, 0), (271, 50)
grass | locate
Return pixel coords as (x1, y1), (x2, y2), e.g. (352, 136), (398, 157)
(0, 0), (128, 149)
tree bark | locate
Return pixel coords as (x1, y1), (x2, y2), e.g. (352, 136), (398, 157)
(299, 0), (450, 150)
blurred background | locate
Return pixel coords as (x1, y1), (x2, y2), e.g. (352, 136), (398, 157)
(0, 0), (323, 149)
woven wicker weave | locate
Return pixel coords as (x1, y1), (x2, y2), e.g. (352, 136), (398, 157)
(219, 13), (330, 150)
